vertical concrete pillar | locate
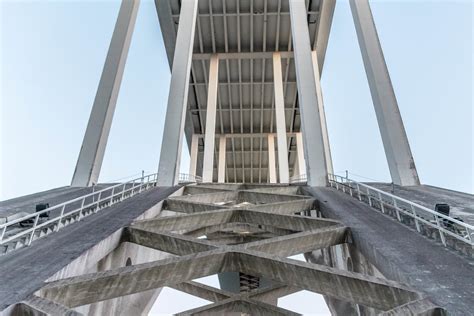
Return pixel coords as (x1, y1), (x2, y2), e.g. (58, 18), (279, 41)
(312, 51), (334, 175)
(289, 0), (328, 187)
(71, 0), (140, 187)
(273, 53), (290, 184)
(157, 0), (198, 186)
(295, 132), (306, 176)
(202, 55), (220, 183)
(218, 136), (226, 183)
(350, 0), (419, 186)
(267, 135), (277, 183)
(189, 134), (199, 176)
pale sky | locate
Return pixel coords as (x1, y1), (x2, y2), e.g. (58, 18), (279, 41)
(0, 0), (472, 313)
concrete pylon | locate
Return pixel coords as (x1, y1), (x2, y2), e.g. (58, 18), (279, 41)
(289, 0), (329, 187)
(350, 0), (420, 186)
(156, 0), (198, 186)
(71, 0), (140, 187)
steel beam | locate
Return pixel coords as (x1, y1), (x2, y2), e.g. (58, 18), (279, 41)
(312, 51), (334, 175)
(71, 0), (140, 187)
(289, 0), (329, 187)
(267, 135), (277, 183)
(157, 0), (198, 186)
(273, 53), (290, 184)
(202, 55), (220, 183)
(189, 134), (199, 176)
(218, 136), (226, 183)
(295, 132), (306, 176)
(350, 0), (420, 186)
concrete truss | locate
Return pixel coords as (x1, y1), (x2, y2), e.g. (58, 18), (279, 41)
(35, 184), (441, 315)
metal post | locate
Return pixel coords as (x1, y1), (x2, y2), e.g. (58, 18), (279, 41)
(311, 50), (334, 175)
(71, 0), (140, 187)
(202, 55), (220, 183)
(289, 0), (329, 187)
(189, 134), (199, 176)
(218, 136), (226, 183)
(28, 214), (40, 246)
(349, 0), (420, 186)
(273, 52), (290, 184)
(267, 135), (277, 183)
(295, 132), (306, 176)
(411, 205), (421, 232)
(157, 0), (199, 186)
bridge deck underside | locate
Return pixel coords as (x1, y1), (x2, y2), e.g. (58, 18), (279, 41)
(158, 0), (335, 183)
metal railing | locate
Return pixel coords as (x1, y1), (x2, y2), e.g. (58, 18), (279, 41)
(290, 174), (307, 184)
(0, 173), (159, 254)
(178, 173), (202, 184)
(328, 174), (474, 250)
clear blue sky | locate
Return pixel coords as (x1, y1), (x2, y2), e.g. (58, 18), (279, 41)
(0, 0), (472, 202)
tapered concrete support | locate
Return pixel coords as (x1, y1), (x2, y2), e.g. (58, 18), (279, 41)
(189, 134), (199, 176)
(289, 0), (329, 187)
(273, 53), (290, 184)
(312, 51), (334, 175)
(71, 0), (140, 187)
(295, 132), (306, 176)
(267, 135), (277, 183)
(350, 0), (419, 186)
(157, 0), (198, 186)
(202, 55), (220, 183)
(218, 137), (226, 183)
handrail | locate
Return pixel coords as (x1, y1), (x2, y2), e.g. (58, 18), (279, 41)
(290, 174), (307, 184)
(0, 173), (159, 254)
(178, 173), (202, 184)
(328, 173), (474, 249)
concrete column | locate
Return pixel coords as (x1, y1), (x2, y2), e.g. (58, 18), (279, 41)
(202, 55), (220, 183)
(189, 134), (199, 176)
(350, 0), (420, 186)
(71, 0), (140, 187)
(289, 0), (328, 187)
(157, 0), (198, 186)
(218, 136), (226, 183)
(295, 132), (306, 176)
(267, 135), (277, 183)
(273, 53), (290, 184)
(312, 51), (334, 175)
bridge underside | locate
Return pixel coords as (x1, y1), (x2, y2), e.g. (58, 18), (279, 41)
(5, 183), (474, 315)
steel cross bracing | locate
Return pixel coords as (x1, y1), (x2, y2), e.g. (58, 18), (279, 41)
(32, 184), (443, 315)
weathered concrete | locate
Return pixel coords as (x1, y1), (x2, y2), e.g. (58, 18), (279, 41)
(305, 186), (474, 315)
(0, 186), (177, 311)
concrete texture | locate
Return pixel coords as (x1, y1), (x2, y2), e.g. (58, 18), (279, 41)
(0, 186), (176, 311)
(29, 184), (441, 315)
(305, 186), (474, 315)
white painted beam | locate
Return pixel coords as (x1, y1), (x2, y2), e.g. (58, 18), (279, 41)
(289, 0), (329, 187)
(71, 0), (140, 187)
(295, 132), (306, 176)
(350, 0), (419, 186)
(157, 0), (198, 186)
(267, 135), (277, 184)
(202, 55), (220, 183)
(189, 134), (199, 176)
(312, 51), (334, 175)
(218, 137), (226, 183)
(273, 53), (290, 184)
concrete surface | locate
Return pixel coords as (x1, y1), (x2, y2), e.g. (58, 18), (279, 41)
(0, 186), (176, 311)
(305, 186), (474, 315)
